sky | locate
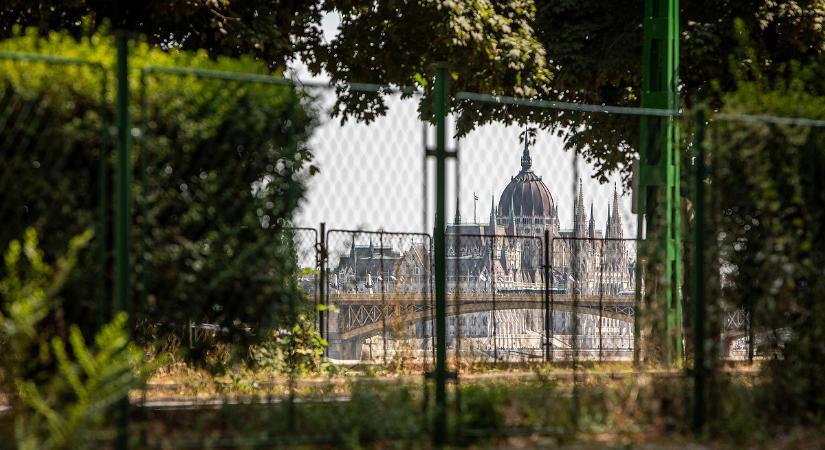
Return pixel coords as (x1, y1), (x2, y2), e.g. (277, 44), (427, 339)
(287, 12), (638, 242)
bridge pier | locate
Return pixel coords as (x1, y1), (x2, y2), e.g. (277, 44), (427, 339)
(327, 333), (364, 361)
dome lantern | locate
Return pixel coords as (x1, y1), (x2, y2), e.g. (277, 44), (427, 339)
(497, 138), (556, 223)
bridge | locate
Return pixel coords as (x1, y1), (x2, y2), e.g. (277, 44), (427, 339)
(326, 292), (636, 359)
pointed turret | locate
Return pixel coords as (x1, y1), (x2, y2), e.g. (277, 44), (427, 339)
(509, 200), (517, 233)
(489, 194), (496, 224)
(605, 203), (611, 239)
(454, 196), (461, 224)
(588, 201), (596, 243)
(574, 178), (587, 237)
(520, 129), (532, 172)
(609, 184), (623, 239)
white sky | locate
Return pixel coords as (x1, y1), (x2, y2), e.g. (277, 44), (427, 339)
(288, 12), (638, 240)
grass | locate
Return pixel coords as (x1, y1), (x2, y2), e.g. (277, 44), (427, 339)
(124, 355), (798, 449)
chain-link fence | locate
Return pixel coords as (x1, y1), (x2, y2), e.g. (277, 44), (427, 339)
(324, 230), (433, 368)
(4, 44), (825, 447)
(0, 54), (110, 332)
(688, 110), (825, 432)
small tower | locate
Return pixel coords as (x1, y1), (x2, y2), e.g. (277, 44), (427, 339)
(520, 132), (533, 172)
(489, 194), (496, 226)
(608, 184), (623, 239)
(588, 201), (596, 243)
(509, 200), (517, 236)
(574, 178), (587, 238)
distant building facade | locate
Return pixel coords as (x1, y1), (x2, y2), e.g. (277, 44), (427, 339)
(331, 140), (635, 297)
(442, 140), (635, 296)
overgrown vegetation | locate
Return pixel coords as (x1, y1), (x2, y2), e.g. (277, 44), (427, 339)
(0, 30), (318, 361)
(0, 229), (150, 449)
(701, 20), (825, 431)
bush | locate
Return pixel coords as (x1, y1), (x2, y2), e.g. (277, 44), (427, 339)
(0, 29), (318, 359)
(0, 229), (151, 449)
(709, 49), (825, 423)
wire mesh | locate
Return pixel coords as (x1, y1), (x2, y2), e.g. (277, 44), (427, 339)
(0, 55), (109, 332)
(446, 233), (547, 366)
(453, 100), (649, 346)
(699, 115), (825, 364)
(292, 85), (427, 233)
(125, 64), (436, 445)
(324, 230), (433, 370)
(136, 68), (308, 353)
(548, 237), (638, 361)
(449, 94), (676, 438)
(12, 44), (825, 446)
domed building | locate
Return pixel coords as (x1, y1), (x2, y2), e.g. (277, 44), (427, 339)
(443, 138), (634, 296)
(496, 140), (560, 235)
(328, 137), (637, 359)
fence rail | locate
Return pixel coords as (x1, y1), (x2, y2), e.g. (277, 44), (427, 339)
(3, 46), (823, 447)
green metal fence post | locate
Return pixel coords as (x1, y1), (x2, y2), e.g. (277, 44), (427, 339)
(318, 222), (326, 354)
(114, 32), (132, 450)
(432, 62), (449, 447)
(692, 97), (707, 434)
(544, 229), (551, 362)
(287, 87), (298, 434)
(639, 0), (682, 365)
(97, 67), (109, 332)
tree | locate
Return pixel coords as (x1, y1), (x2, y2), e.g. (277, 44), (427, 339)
(706, 50), (825, 421)
(299, 0), (825, 182)
(0, 229), (149, 450)
(4, 1), (825, 181)
(0, 0), (323, 71)
(0, 30), (316, 356)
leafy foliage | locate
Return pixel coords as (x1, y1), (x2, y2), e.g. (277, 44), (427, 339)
(315, 0), (552, 123)
(250, 315), (330, 375)
(528, 0), (825, 180)
(707, 50), (825, 421)
(0, 229), (150, 450)
(0, 30), (317, 356)
(4, 1), (825, 183)
(0, 1), (324, 71)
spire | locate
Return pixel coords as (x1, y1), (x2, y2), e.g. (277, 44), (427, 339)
(454, 196), (461, 224)
(574, 178), (586, 236)
(588, 201), (595, 239)
(473, 192), (478, 223)
(489, 194), (496, 223)
(578, 178), (584, 205)
(605, 203), (611, 239)
(520, 129), (532, 172)
(509, 200), (516, 232)
(610, 183), (623, 238)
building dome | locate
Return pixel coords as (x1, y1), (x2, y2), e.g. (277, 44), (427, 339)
(497, 140), (555, 219)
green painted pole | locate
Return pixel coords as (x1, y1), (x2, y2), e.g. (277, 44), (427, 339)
(433, 63), (449, 446)
(115, 34), (132, 318)
(98, 68), (109, 331)
(640, 0), (682, 365)
(114, 32), (131, 450)
(318, 222), (326, 352)
(544, 229), (551, 362)
(692, 98), (706, 434)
